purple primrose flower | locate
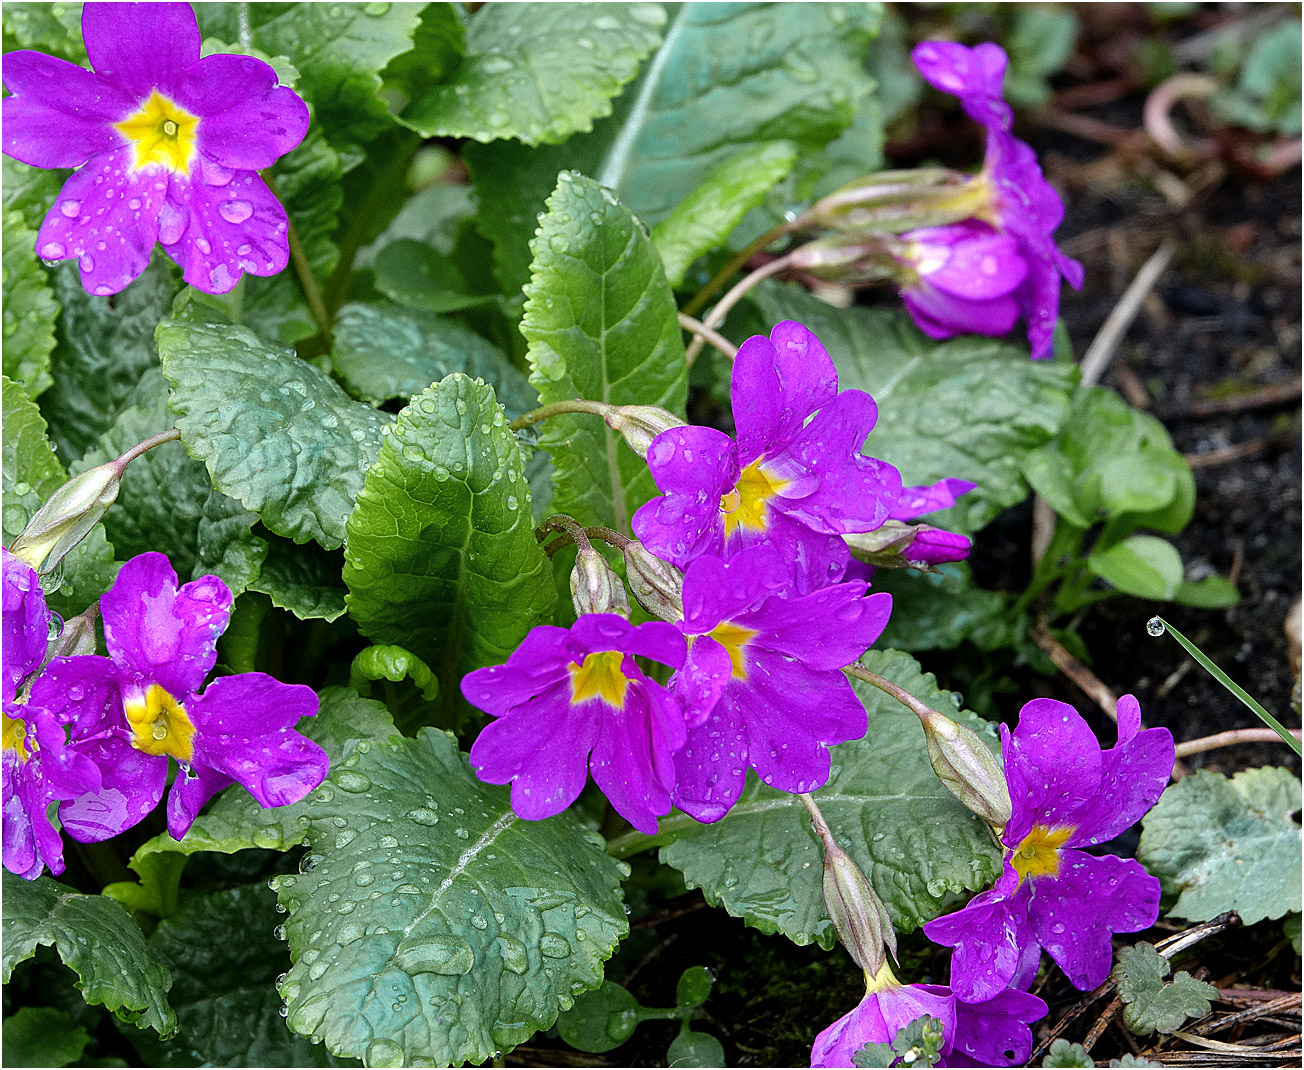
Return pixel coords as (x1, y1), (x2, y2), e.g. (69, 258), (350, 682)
(924, 695), (1174, 1001)
(2, 1), (309, 295)
(893, 222), (1029, 343)
(911, 41), (1085, 359)
(632, 321), (902, 593)
(810, 963), (1047, 1068)
(2, 551), (101, 879)
(34, 553), (327, 841)
(463, 614), (688, 834)
(670, 546), (892, 822)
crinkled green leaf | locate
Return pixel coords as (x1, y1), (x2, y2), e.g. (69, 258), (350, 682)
(379, 3), (465, 104)
(194, 2), (425, 148)
(1042, 1039), (1095, 1068)
(872, 563), (1011, 652)
(1087, 535), (1184, 600)
(370, 239), (497, 314)
(73, 369), (267, 597)
(750, 284), (1077, 534)
(130, 688), (396, 865)
(2, 1006), (91, 1068)
(651, 141), (799, 287)
(1114, 943), (1216, 1035)
(1021, 385), (1193, 533)
(852, 1041), (897, 1068)
(2, 210), (58, 398)
(521, 172), (687, 531)
(2, 158), (66, 240)
(349, 644), (441, 734)
(343, 374), (556, 717)
(40, 254), (180, 464)
(130, 885), (345, 1067)
(2, 374), (117, 617)
(468, 2), (882, 293)
(400, 2), (664, 146)
(332, 301), (532, 414)
(1, 2), (84, 61)
(156, 304), (389, 550)
(1, 873), (176, 1037)
(249, 537), (348, 622)
(1138, 767), (1302, 925)
(660, 650), (1002, 946)
(271, 728), (629, 1067)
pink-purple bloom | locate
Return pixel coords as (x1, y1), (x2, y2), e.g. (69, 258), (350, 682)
(632, 321), (902, 593)
(463, 614), (688, 834)
(924, 695), (1174, 1001)
(3, 551), (101, 879)
(2, 1), (309, 295)
(888, 478), (976, 567)
(892, 222), (1030, 343)
(670, 546), (892, 822)
(810, 964), (1047, 1068)
(33, 553), (327, 841)
(911, 41), (1085, 359)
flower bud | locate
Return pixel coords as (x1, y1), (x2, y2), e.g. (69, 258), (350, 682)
(822, 841), (897, 975)
(623, 542), (684, 622)
(9, 462), (121, 574)
(811, 170), (991, 233)
(570, 545), (629, 619)
(603, 406), (685, 460)
(845, 522), (972, 571)
(919, 709), (1012, 830)
(787, 237), (900, 284)
(49, 606), (98, 659)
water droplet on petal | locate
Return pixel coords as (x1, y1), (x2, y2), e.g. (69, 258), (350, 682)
(219, 199), (253, 224)
(59, 200), (80, 218)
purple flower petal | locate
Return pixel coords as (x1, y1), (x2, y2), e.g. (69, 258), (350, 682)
(906, 526), (973, 566)
(732, 322), (837, 463)
(1001, 698), (1103, 846)
(101, 553), (232, 700)
(732, 510), (851, 594)
(589, 681), (683, 834)
(911, 41), (1011, 128)
(26, 654), (120, 736)
(950, 988), (1047, 1068)
(890, 479), (978, 522)
(32, 145), (167, 297)
(165, 762), (235, 840)
(470, 680), (599, 820)
(187, 672), (317, 737)
(82, 2), (201, 98)
(902, 285), (1022, 340)
(1, 50), (135, 167)
(633, 425), (738, 568)
(460, 624), (573, 718)
(1028, 851), (1161, 991)
(59, 735), (166, 844)
(680, 546), (790, 635)
(671, 693), (749, 823)
(742, 585), (891, 670)
(160, 162), (290, 294)
(174, 54), (309, 171)
(924, 869), (1034, 1003)
(671, 636), (734, 729)
(812, 984), (957, 1069)
(2, 550), (50, 705)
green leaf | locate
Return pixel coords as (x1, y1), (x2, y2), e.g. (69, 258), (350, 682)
(1, 873), (176, 1037)
(676, 964), (713, 1008)
(749, 284), (1076, 534)
(1, 375), (118, 617)
(371, 239), (496, 314)
(889, 1015), (946, 1068)
(871, 563), (1011, 652)
(668, 1030), (726, 1068)
(2, 2), (84, 61)
(1138, 767), (1302, 925)
(331, 301), (534, 414)
(1283, 912), (1301, 953)
(248, 536), (348, 622)
(41, 254), (181, 464)
(342, 375), (556, 715)
(522, 172), (687, 531)
(1114, 942), (1216, 1035)
(130, 885), (342, 1067)
(349, 644), (441, 734)
(2, 1006), (91, 1068)
(1109, 1057), (1163, 1068)
(129, 688), (396, 864)
(73, 369), (267, 597)
(400, 2), (665, 146)
(156, 304), (389, 550)
(1004, 6), (1080, 108)
(651, 141), (799, 287)
(660, 650), (1002, 946)
(378, 3), (465, 105)
(1042, 1039), (1095, 1068)
(1211, 20), (1302, 136)
(853, 1041), (897, 1068)
(271, 728), (629, 1067)
(103, 851), (187, 921)
(556, 980), (640, 1054)
(1087, 535), (1184, 600)
(468, 2), (882, 293)
(1021, 386), (1193, 534)
(3, 210), (58, 398)
(194, 2), (425, 148)
(1170, 574), (1240, 609)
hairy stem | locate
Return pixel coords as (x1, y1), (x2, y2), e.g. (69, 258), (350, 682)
(680, 214), (808, 319)
(843, 662), (936, 724)
(683, 253), (795, 365)
(262, 171), (332, 344)
(112, 427), (181, 471)
(679, 312), (739, 365)
(509, 398), (613, 432)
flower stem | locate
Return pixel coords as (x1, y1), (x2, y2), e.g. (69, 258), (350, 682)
(683, 253), (796, 366)
(262, 171), (332, 345)
(1150, 616), (1302, 756)
(508, 398), (613, 432)
(112, 427), (181, 472)
(536, 514), (591, 554)
(681, 214), (808, 319)
(843, 662), (937, 724)
(797, 792), (836, 847)
(678, 313), (738, 362)
(1174, 726), (1303, 759)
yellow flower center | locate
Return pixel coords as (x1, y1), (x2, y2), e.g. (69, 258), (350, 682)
(720, 458), (790, 537)
(113, 90), (200, 174)
(1010, 824), (1073, 884)
(706, 621), (758, 680)
(3, 713), (32, 762)
(569, 651), (630, 709)
(125, 683), (196, 760)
